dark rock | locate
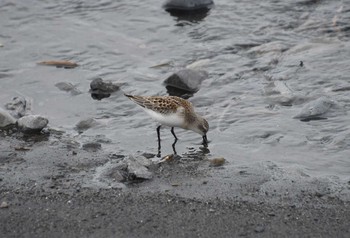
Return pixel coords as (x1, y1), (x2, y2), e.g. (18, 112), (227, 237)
(0, 108), (16, 128)
(90, 78), (120, 93)
(5, 96), (30, 118)
(164, 69), (207, 98)
(163, 0), (214, 11)
(17, 115), (49, 131)
(294, 97), (335, 121)
(82, 142), (102, 152)
(90, 78), (120, 100)
(90, 92), (111, 100)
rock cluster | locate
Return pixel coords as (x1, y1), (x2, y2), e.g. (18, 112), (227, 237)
(0, 97), (48, 132)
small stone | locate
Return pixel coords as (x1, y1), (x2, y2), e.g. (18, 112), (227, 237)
(90, 78), (120, 93)
(142, 153), (156, 159)
(82, 142), (102, 152)
(127, 155), (153, 180)
(55, 82), (82, 95)
(254, 225), (265, 233)
(75, 118), (99, 132)
(17, 115), (49, 131)
(14, 146), (31, 151)
(0, 108), (16, 128)
(133, 155), (152, 167)
(209, 208), (215, 213)
(209, 157), (226, 167)
(0, 201), (9, 208)
(5, 96), (31, 118)
(105, 165), (128, 182)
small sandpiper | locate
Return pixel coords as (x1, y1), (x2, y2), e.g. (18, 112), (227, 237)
(125, 94), (209, 155)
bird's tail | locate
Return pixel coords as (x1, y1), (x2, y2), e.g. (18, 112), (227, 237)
(124, 93), (133, 98)
(124, 94), (147, 108)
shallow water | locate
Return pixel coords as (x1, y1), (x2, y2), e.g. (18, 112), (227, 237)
(1, 0), (350, 179)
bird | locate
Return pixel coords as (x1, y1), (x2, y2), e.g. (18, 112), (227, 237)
(125, 94), (209, 156)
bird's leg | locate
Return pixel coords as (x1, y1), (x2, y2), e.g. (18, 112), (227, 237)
(202, 135), (208, 147)
(172, 140), (178, 155)
(171, 127), (178, 155)
(171, 127), (178, 140)
(157, 125), (161, 157)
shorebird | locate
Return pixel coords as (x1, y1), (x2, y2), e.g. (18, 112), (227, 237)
(125, 94), (209, 156)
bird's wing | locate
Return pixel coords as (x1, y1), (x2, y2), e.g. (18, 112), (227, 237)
(125, 95), (182, 114)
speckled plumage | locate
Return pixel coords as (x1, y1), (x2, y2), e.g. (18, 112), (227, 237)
(125, 95), (198, 126)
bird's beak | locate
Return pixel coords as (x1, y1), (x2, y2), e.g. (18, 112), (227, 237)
(202, 135), (208, 147)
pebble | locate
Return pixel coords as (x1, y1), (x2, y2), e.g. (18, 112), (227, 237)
(105, 165), (128, 182)
(82, 142), (102, 152)
(209, 157), (226, 167)
(142, 153), (156, 159)
(17, 115), (49, 131)
(55, 82), (82, 95)
(127, 155), (153, 180)
(5, 96), (30, 118)
(75, 118), (99, 132)
(0, 107), (16, 128)
(0, 201), (9, 208)
(254, 225), (265, 233)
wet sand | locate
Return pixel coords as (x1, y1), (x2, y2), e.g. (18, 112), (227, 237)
(1, 132), (349, 237)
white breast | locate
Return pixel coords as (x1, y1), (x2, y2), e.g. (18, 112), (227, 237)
(142, 107), (185, 128)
